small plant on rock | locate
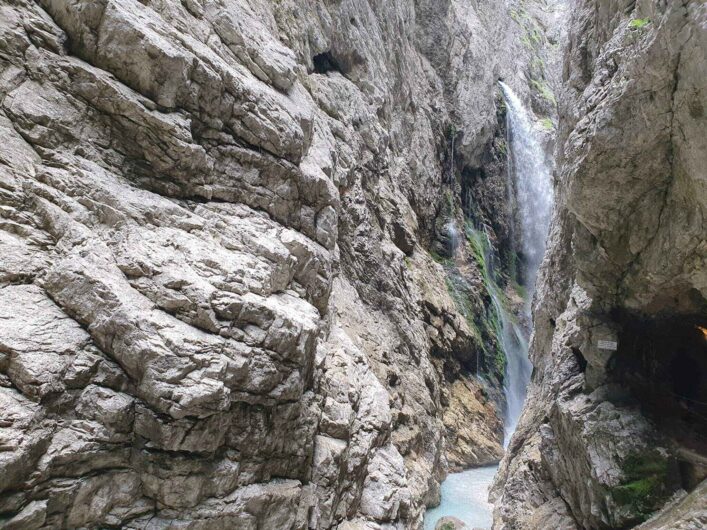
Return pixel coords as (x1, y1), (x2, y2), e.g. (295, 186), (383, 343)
(628, 18), (650, 30)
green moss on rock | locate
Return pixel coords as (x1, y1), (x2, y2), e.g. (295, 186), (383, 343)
(530, 78), (557, 105)
(628, 18), (650, 30)
(609, 450), (675, 523)
(540, 117), (554, 130)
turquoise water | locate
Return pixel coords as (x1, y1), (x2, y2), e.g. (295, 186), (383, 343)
(423, 465), (498, 530)
(425, 82), (552, 530)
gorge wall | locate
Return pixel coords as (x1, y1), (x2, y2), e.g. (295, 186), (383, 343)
(1, 0), (704, 529)
(493, 1), (707, 529)
(0, 0), (552, 528)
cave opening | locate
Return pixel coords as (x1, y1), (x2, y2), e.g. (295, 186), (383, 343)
(312, 51), (343, 75)
(608, 311), (707, 489)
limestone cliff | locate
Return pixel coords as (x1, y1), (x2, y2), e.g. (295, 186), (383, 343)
(493, 1), (707, 529)
(0, 1), (541, 528)
(3, 0), (701, 529)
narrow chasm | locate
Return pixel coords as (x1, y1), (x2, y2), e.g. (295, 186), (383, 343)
(424, 76), (556, 529)
(0, 1), (705, 529)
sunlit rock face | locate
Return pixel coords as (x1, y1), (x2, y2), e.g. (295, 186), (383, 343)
(493, 1), (706, 529)
(0, 1), (542, 528)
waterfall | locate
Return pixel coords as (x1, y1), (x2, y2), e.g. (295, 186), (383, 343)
(446, 220), (460, 258)
(500, 82), (554, 300)
(424, 83), (554, 529)
(499, 81), (554, 442)
(497, 299), (532, 445)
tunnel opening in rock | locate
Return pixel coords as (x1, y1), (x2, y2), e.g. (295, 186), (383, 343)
(312, 51), (344, 74)
(571, 347), (587, 373)
(609, 311), (707, 490)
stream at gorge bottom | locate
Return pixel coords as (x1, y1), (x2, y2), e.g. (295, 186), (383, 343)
(423, 466), (498, 529)
(424, 82), (553, 530)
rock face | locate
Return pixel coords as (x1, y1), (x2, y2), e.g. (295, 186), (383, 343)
(493, 1), (707, 529)
(434, 515), (468, 529)
(8, 1), (701, 528)
(0, 1), (543, 528)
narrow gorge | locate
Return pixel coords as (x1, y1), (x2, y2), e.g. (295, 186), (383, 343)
(0, 1), (704, 530)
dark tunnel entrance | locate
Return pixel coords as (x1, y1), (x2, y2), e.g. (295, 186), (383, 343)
(608, 312), (707, 490)
(312, 52), (342, 74)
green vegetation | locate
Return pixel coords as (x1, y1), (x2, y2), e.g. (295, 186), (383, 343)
(540, 117), (554, 130)
(511, 6), (545, 51)
(531, 56), (545, 71)
(495, 342), (507, 373)
(511, 279), (527, 300)
(466, 226), (490, 281)
(510, 2), (557, 113)
(445, 276), (481, 339)
(465, 222), (509, 376)
(628, 18), (650, 30)
(609, 450), (673, 522)
(433, 218), (516, 380)
(445, 272), (506, 377)
(531, 78), (557, 105)
(403, 256), (412, 269)
(497, 138), (508, 156)
(439, 523), (455, 530)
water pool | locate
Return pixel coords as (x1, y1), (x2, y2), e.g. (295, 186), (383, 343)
(423, 465), (498, 530)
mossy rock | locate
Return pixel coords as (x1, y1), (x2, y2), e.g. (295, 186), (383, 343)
(530, 78), (557, 105)
(609, 450), (677, 524)
(539, 117), (554, 130)
(628, 18), (650, 30)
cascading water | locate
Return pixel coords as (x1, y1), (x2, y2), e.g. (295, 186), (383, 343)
(498, 81), (553, 441)
(424, 83), (553, 529)
(500, 82), (554, 300)
(446, 220), (460, 258)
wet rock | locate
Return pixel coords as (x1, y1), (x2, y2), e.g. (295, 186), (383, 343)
(493, 1), (707, 528)
(435, 515), (468, 529)
(443, 378), (504, 470)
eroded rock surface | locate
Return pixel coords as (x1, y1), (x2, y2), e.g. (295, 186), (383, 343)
(493, 1), (707, 529)
(0, 0), (541, 528)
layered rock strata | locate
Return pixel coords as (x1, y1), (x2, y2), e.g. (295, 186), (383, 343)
(493, 1), (707, 529)
(0, 0), (544, 528)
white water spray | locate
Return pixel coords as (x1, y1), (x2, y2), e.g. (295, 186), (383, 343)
(499, 81), (554, 442)
(424, 83), (554, 529)
(446, 220), (460, 258)
(500, 82), (554, 298)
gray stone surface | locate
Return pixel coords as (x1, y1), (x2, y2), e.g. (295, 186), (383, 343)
(492, 1), (707, 528)
(0, 0), (540, 528)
